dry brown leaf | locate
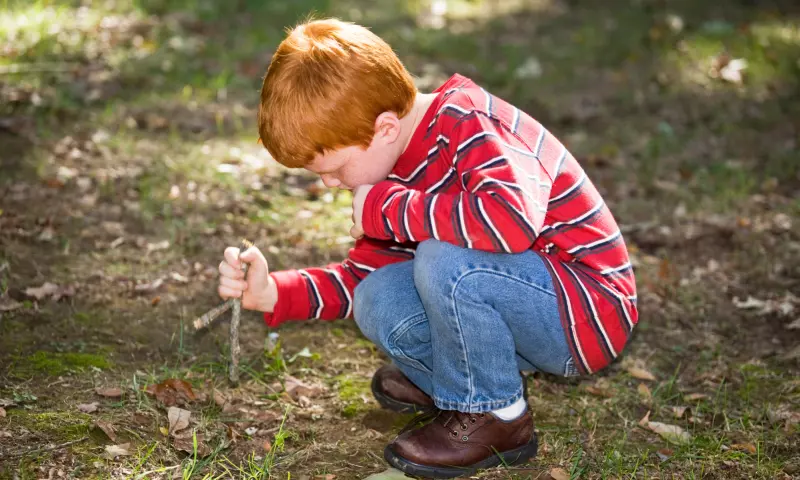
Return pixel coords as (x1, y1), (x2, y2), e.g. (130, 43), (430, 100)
(628, 366), (657, 381)
(638, 410), (651, 427)
(314, 475), (336, 480)
(167, 407), (191, 435)
(144, 378), (196, 407)
(584, 385), (612, 397)
(134, 277), (164, 293)
(671, 406), (689, 418)
(262, 439), (272, 452)
(24, 282), (75, 302)
(0, 430), (11, 437)
(549, 467), (570, 480)
(77, 402), (99, 413)
(95, 387), (124, 398)
(213, 389), (227, 407)
(172, 431), (211, 457)
(638, 383), (653, 402)
(647, 421), (691, 444)
(284, 375), (325, 400)
(656, 448), (673, 462)
(24, 282), (59, 300)
(731, 443), (757, 454)
(684, 393), (709, 401)
(104, 443), (132, 459)
(0, 407), (5, 418)
(94, 420), (118, 442)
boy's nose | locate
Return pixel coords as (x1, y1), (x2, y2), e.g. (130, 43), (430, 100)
(321, 174), (340, 188)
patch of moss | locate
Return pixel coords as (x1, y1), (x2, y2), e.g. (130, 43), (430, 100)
(20, 351), (112, 376)
(10, 410), (90, 441)
(335, 374), (373, 418)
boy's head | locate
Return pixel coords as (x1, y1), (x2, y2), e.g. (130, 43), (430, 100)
(258, 18), (417, 189)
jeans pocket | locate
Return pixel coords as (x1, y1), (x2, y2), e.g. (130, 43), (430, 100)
(564, 356), (581, 377)
(387, 316), (433, 375)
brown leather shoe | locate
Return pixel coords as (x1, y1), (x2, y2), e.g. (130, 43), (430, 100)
(371, 364), (436, 414)
(384, 409), (537, 479)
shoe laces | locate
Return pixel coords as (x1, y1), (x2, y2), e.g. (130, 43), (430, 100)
(440, 411), (485, 437)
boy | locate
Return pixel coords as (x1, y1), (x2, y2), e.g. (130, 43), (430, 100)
(218, 18), (638, 479)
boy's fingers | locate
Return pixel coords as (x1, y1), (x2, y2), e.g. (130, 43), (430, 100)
(349, 225), (364, 239)
(223, 247), (241, 267)
(218, 285), (241, 300)
(218, 261), (244, 280)
(219, 276), (248, 292)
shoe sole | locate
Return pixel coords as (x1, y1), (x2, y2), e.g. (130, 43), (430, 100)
(371, 375), (435, 414)
(383, 434), (538, 479)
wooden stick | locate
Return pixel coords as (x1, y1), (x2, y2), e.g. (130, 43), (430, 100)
(229, 239), (253, 386)
(193, 299), (234, 330)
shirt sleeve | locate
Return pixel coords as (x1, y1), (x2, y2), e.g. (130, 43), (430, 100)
(362, 113), (554, 253)
(263, 237), (414, 328)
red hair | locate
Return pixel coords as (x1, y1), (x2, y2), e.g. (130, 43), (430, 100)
(258, 19), (417, 168)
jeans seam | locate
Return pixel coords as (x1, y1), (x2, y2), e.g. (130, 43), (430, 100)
(458, 268), (557, 298)
(387, 313), (432, 375)
(432, 388), (523, 413)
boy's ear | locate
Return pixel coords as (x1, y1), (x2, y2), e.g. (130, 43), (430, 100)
(373, 111), (402, 145)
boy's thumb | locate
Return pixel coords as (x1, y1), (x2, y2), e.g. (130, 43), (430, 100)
(239, 247), (265, 266)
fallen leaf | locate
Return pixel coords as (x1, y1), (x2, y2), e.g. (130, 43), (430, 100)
(94, 420), (118, 442)
(638, 383), (653, 402)
(731, 443), (757, 454)
(146, 240), (170, 253)
(167, 407), (191, 435)
(0, 430), (10, 437)
(77, 402), (99, 413)
(549, 467), (570, 480)
(284, 375), (325, 400)
(95, 387), (124, 398)
(145, 378), (196, 407)
(786, 318), (800, 330)
(638, 411), (651, 427)
(733, 295), (766, 310)
(0, 398), (16, 408)
(104, 443), (131, 459)
(170, 272), (189, 283)
(719, 58), (747, 84)
(671, 406), (689, 418)
(314, 475), (336, 480)
(656, 448), (673, 462)
(212, 389), (227, 407)
(362, 469), (409, 480)
(172, 431), (211, 457)
(684, 393), (709, 401)
(24, 282), (74, 301)
(0, 407), (5, 417)
(134, 277), (164, 293)
(159, 426), (169, 436)
(262, 439), (272, 452)
(628, 366), (657, 381)
(584, 383), (612, 397)
(647, 421), (691, 444)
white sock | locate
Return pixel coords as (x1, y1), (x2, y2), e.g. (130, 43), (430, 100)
(491, 397), (527, 421)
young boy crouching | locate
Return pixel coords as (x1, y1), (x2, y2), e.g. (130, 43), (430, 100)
(217, 18), (638, 479)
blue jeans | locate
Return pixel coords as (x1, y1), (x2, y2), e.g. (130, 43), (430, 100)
(353, 239), (578, 414)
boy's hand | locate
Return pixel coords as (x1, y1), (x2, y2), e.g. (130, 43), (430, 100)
(351, 184), (373, 239)
(218, 245), (278, 312)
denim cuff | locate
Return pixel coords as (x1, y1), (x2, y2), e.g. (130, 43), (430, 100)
(432, 387), (524, 414)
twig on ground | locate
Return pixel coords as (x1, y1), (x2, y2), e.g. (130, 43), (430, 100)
(4, 436), (88, 458)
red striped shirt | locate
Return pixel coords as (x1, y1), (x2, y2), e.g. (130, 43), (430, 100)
(265, 74), (638, 374)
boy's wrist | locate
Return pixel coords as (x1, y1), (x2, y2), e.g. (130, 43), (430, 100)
(259, 276), (279, 312)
